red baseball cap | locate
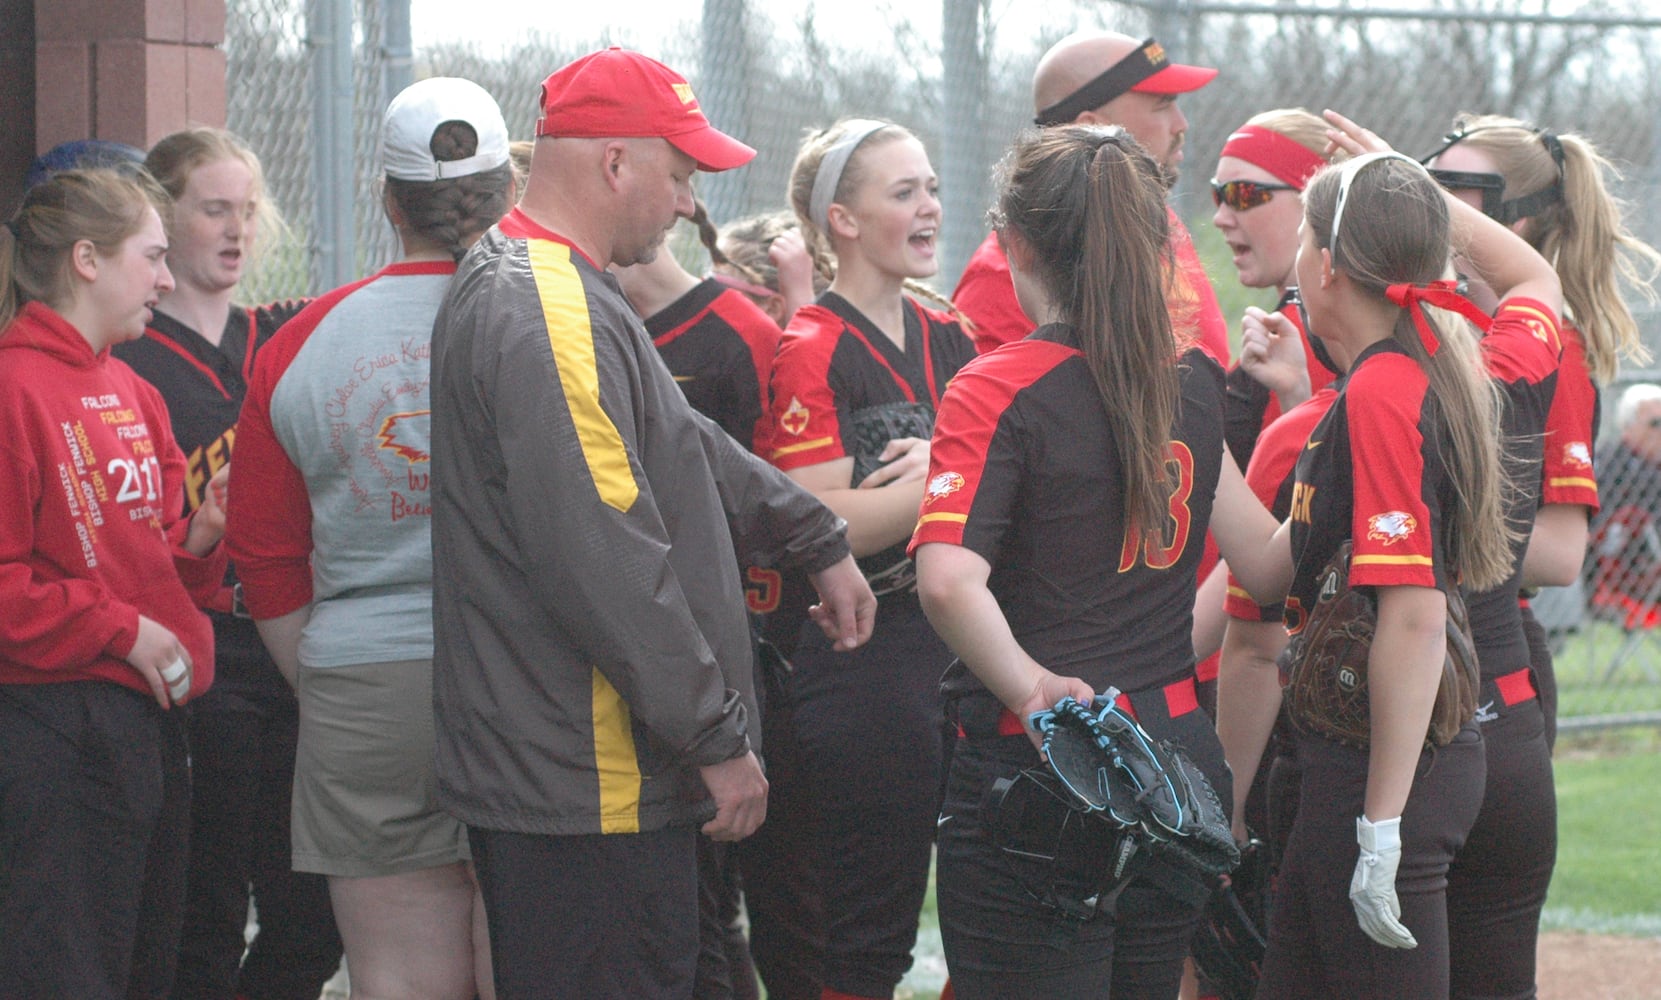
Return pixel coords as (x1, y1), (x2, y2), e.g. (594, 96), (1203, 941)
(535, 47), (757, 172)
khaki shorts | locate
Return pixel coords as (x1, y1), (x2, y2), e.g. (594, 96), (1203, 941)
(291, 658), (469, 877)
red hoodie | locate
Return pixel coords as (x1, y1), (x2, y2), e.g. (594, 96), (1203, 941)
(0, 301), (223, 695)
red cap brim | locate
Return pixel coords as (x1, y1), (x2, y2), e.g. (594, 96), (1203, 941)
(667, 126), (757, 173)
(1133, 62), (1218, 95)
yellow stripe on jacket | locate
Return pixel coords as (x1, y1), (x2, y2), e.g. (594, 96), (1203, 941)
(590, 668), (642, 834)
(527, 241), (640, 513)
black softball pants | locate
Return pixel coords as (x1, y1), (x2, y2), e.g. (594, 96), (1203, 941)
(171, 686), (343, 1000)
(1446, 672), (1555, 1000)
(787, 592), (950, 999)
(1257, 726), (1485, 999)
(0, 682), (191, 999)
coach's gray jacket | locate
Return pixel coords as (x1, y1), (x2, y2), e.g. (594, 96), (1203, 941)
(429, 216), (848, 835)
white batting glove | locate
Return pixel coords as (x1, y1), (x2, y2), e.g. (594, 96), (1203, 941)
(1350, 815), (1417, 949)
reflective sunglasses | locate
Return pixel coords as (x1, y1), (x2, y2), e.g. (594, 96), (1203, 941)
(1211, 178), (1297, 211)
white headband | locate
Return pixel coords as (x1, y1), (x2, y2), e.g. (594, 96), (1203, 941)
(808, 119), (890, 234)
(1328, 150), (1426, 264)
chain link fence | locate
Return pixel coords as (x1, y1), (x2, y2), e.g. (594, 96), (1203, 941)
(224, 0), (1661, 727)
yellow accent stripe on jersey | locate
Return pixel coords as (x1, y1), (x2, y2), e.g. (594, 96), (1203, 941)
(1504, 301), (1563, 350)
(1226, 584), (1252, 601)
(916, 512), (968, 527)
(590, 668), (641, 834)
(770, 436), (835, 460)
(1548, 476), (1597, 491)
(1351, 554), (1434, 568)
(528, 241), (639, 513)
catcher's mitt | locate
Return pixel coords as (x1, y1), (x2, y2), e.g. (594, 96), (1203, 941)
(1190, 837), (1270, 1000)
(845, 400), (935, 596)
(1030, 695), (1240, 878)
(1280, 540), (1479, 748)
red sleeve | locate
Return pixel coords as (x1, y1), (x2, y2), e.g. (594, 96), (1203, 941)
(909, 342), (1075, 555)
(1482, 296), (1562, 384)
(952, 232), (1035, 354)
(709, 289), (782, 456)
(1345, 356), (1439, 588)
(767, 306), (848, 470)
(1167, 211), (1231, 366)
(1541, 324), (1599, 510)
(225, 290), (358, 619)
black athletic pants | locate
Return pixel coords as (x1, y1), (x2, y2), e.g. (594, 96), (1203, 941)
(1258, 726), (1485, 998)
(696, 834), (759, 1000)
(0, 682), (191, 999)
(1447, 674), (1556, 1000)
(787, 592), (950, 999)
(734, 638), (825, 1000)
(469, 824), (699, 1000)
(171, 686), (342, 1000)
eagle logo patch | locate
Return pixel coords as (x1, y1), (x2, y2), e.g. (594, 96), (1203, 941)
(1564, 441), (1592, 470)
(780, 396), (810, 437)
(925, 471), (965, 503)
(1367, 511), (1417, 546)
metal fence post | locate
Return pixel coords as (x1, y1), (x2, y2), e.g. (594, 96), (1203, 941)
(308, 0), (356, 290)
(699, 0), (751, 225)
(383, 0), (414, 118)
(941, 0), (989, 288)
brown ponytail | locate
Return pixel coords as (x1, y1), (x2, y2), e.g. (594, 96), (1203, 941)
(991, 125), (1178, 545)
(384, 120), (514, 262)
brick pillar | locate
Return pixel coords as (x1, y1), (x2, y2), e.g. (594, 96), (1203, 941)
(34, 0), (226, 153)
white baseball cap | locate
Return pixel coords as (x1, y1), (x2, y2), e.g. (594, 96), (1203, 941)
(381, 77), (511, 182)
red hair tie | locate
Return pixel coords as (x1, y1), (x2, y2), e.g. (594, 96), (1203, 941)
(1384, 280), (1491, 357)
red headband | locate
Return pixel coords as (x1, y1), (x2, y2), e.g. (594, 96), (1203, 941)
(1384, 280), (1491, 357)
(1219, 125), (1327, 190)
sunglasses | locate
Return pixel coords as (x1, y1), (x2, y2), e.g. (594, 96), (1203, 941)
(1211, 178), (1297, 211)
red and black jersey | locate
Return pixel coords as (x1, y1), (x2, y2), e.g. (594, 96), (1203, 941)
(1223, 290), (1340, 470)
(113, 300), (306, 698)
(1463, 299), (1563, 674)
(769, 291), (974, 600)
(1226, 387), (1339, 623)
(116, 303), (306, 512)
(912, 332), (1226, 695)
(769, 291), (974, 470)
(1286, 340), (1454, 637)
(645, 277), (780, 456)
(1540, 323), (1600, 512)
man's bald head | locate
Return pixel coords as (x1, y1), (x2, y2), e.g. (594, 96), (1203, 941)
(1033, 30), (1143, 116)
(1029, 30), (1216, 175)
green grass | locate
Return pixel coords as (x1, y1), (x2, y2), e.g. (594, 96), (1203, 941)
(1544, 740), (1661, 934)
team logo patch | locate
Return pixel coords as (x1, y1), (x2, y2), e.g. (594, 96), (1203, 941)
(1367, 511), (1417, 546)
(925, 471), (965, 503)
(672, 82), (697, 105)
(1564, 441), (1592, 470)
(780, 396), (810, 437)
(1524, 317), (1553, 345)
